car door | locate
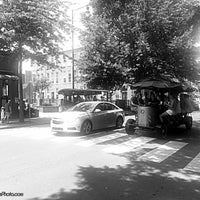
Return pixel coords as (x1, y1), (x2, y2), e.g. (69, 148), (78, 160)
(104, 103), (116, 127)
(91, 103), (106, 130)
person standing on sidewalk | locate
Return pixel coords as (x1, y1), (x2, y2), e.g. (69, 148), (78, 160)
(1, 106), (5, 123)
(4, 100), (12, 123)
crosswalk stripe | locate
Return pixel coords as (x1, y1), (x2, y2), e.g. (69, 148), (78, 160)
(184, 152), (200, 173)
(76, 132), (125, 147)
(103, 136), (155, 154)
(137, 141), (187, 163)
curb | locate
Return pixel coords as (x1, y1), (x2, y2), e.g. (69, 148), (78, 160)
(0, 117), (51, 129)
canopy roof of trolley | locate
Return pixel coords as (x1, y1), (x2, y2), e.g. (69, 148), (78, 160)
(58, 88), (110, 96)
(129, 77), (195, 92)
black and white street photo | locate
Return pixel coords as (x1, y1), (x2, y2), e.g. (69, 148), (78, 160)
(0, 0), (200, 199)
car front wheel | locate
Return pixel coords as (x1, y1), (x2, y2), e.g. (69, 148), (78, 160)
(81, 120), (92, 135)
(116, 117), (124, 129)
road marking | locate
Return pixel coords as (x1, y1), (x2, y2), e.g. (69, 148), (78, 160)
(137, 141), (187, 163)
(76, 132), (126, 147)
(103, 136), (155, 154)
(184, 153), (200, 173)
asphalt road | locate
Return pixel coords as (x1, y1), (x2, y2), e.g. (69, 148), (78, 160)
(0, 112), (200, 200)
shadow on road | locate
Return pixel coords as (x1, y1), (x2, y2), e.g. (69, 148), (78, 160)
(27, 117), (200, 200)
(27, 162), (200, 200)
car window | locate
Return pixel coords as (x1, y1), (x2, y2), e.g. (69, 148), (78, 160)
(104, 103), (113, 110)
(71, 102), (95, 112)
(104, 103), (118, 110)
(94, 103), (104, 111)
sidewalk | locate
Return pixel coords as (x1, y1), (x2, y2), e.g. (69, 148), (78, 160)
(0, 112), (52, 129)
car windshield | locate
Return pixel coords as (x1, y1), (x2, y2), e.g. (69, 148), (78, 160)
(70, 102), (96, 112)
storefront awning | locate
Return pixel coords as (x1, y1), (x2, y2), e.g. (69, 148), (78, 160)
(0, 74), (19, 80)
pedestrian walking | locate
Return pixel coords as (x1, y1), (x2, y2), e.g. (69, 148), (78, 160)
(4, 100), (12, 123)
(1, 106), (5, 123)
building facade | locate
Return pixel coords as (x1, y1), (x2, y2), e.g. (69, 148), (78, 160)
(24, 48), (85, 106)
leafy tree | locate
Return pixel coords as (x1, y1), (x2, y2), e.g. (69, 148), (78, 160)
(0, 0), (71, 121)
(79, 0), (200, 90)
(34, 77), (51, 105)
(34, 78), (51, 94)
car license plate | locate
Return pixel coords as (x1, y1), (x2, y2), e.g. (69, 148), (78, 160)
(52, 127), (63, 131)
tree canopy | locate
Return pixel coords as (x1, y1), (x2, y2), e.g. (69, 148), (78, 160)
(79, 0), (200, 90)
(0, 0), (71, 121)
(0, 0), (71, 68)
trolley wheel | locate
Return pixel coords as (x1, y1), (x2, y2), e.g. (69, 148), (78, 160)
(161, 124), (168, 139)
(185, 116), (192, 130)
(125, 119), (136, 135)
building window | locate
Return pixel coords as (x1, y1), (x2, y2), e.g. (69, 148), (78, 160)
(41, 92), (44, 99)
(63, 78), (66, 83)
(51, 72), (54, 81)
(56, 89), (59, 99)
(63, 55), (66, 62)
(51, 92), (54, 99)
(68, 73), (71, 83)
(33, 74), (36, 82)
(56, 72), (58, 83)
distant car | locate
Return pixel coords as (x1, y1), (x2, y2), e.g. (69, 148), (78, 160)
(51, 101), (125, 134)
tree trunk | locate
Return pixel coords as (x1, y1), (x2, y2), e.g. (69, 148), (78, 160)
(18, 47), (24, 122)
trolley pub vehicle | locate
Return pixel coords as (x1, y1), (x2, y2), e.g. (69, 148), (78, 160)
(125, 77), (196, 139)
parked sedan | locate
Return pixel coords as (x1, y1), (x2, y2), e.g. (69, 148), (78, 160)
(51, 101), (125, 134)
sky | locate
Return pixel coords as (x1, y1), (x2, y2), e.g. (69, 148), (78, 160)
(68, 0), (91, 49)
(70, 0), (90, 9)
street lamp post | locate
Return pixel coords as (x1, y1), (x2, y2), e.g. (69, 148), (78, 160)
(71, 4), (89, 89)
(71, 9), (75, 89)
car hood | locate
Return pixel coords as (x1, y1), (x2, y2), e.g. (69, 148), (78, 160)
(54, 111), (89, 120)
